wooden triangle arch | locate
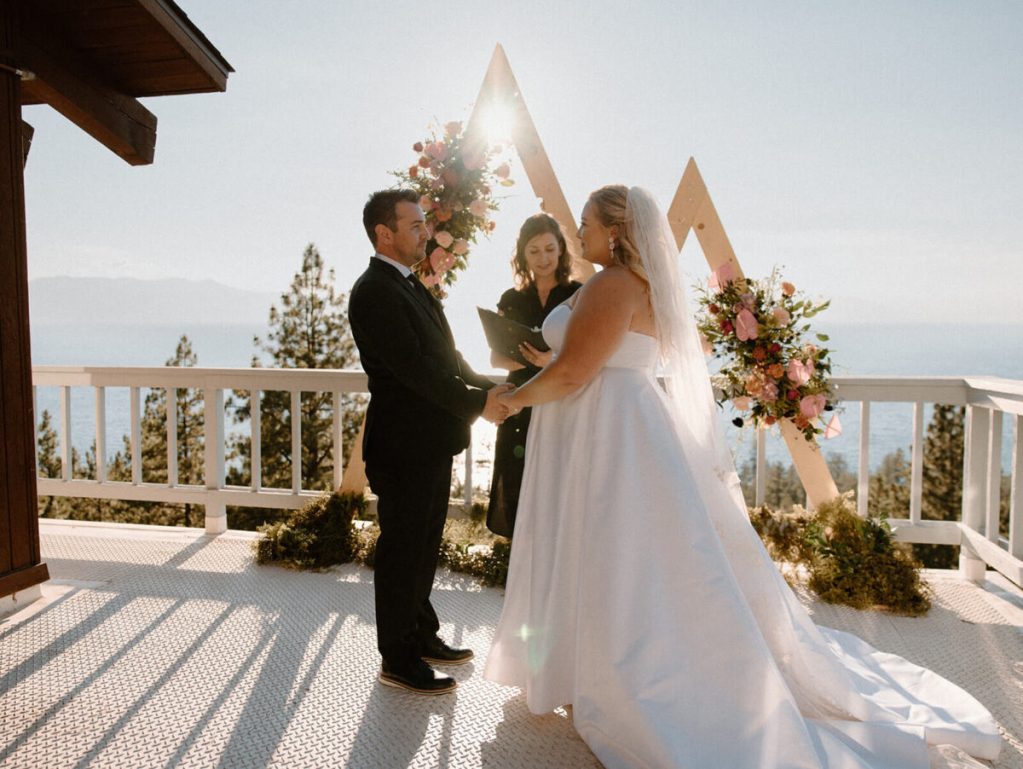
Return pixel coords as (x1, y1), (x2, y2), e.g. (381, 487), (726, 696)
(343, 44), (838, 507)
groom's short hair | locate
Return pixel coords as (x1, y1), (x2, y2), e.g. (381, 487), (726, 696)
(363, 189), (421, 247)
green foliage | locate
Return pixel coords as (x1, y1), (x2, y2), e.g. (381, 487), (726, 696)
(751, 494), (931, 616)
(254, 491), (366, 569)
(228, 244), (366, 528)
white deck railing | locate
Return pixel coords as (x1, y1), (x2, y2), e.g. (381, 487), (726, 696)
(33, 367), (1023, 587)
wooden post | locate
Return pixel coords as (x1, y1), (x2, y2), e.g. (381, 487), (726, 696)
(0, 0), (49, 599)
(668, 158), (839, 509)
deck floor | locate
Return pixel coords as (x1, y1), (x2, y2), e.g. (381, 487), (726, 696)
(1, 519), (1021, 769)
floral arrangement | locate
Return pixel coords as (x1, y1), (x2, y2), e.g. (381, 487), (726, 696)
(695, 264), (840, 442)
(392, 120), (513, 297)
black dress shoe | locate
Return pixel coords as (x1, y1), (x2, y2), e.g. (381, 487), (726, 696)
(379, 659), (456, 695)
(420, 637), (474, 665)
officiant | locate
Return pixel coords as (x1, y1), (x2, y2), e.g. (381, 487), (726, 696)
(487, 213), (581, 538)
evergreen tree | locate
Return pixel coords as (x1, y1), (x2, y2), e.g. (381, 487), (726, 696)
(867, 448), (911, 520)
(228, 244), (365, 507)
(916, 405), (964, 567)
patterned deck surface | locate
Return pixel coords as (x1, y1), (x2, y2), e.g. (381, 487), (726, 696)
(1, 519), (1020, 769)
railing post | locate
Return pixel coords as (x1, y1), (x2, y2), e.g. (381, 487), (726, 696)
(166, 388), (177, 487)
(95, 386), (106, 482)
(332, 391), (343, 492)
(960, 405), (990, 582)
(1010, 415), (1022, 561)
(250, 389), (261, 491)
(130, 386), (141, 484)
(857, 401), (870, 516)
(986, 410), (1003, 543)
(909, 401), (924, 524)
(203, 386), (226, 534)
(755, 427), (766, 507)
(59, 385), (71, 481)
(291, 390), (302, 494)
(463, 441), (473, 511)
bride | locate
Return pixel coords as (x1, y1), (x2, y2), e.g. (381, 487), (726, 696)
(483, 185), (1001, 769)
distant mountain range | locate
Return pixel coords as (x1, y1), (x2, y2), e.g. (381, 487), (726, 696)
(29, 277), (277, 326)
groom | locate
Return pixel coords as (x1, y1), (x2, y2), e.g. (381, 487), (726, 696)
(349, 189), (509, 695)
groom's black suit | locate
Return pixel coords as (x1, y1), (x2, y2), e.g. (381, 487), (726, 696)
(349, 256), (494, 669)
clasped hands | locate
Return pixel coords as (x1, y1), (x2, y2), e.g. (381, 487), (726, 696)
(482, 384), (524, 425)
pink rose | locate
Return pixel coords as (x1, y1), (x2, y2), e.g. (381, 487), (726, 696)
(761, 382), (779, 402)
(736, 308), (759, 341)
(714, 261), (738, 287)
(468, 198), (489, 217)
(429, 247), (455, 274)
(781, 281), (796, 296)
(434, 230), (454, 249)
(425, 141), (447, 161)
(787, 358), (812, 387)
(771, 307), (791, 326)
(452, 239), (470, 256)
(494, 162), (511, 179)
(799, 394), (826, 419)
(419, 195), (434, 211)
(733, 395), (752, 411)
(444, 121), (463, 138)
(423, 273), (442, 287)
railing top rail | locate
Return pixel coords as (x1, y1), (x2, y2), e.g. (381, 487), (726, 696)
(31, 365), (371, 390)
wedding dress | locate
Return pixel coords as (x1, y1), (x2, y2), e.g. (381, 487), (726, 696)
(484, 189), (1001, 769)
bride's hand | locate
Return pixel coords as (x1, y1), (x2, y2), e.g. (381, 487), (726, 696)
(497, 388), (523, 416)
(519, 342), (552, 368)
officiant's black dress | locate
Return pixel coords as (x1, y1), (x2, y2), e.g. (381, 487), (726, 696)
(487, 280), (581, 538)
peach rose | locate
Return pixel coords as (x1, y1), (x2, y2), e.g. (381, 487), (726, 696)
(781, 281), (796, 296)
(469, 198), (489, 218)
(771, 307), (791, 326)
(452, 239), (470, 256)
(494, 162), (511, 179)
(434, 230), (454, 249)
(767, 363), (785, 379)
(733, 395), (752, 411)
(419, 195), (434, 211)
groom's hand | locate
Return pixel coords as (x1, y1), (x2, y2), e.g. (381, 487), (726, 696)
(482, 384), (514, 424)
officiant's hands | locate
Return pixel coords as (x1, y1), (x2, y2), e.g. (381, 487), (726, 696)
(482, 384), (515, 424)
(518, 341), (552, 368)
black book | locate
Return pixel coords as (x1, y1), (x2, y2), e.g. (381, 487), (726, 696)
(477, 307), (550, 367)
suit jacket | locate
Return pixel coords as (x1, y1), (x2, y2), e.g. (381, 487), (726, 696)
(349, 258), (494, 462)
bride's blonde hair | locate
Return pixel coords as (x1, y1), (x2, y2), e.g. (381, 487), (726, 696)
(587, 185), (649, 284)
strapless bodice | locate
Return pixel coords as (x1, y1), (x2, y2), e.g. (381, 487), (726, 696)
(542, 304), (658, 370)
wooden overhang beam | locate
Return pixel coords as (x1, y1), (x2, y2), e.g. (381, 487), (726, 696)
(16, 7), (157, 166)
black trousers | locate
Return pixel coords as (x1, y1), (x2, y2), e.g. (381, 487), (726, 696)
(366, 452), (453, 669)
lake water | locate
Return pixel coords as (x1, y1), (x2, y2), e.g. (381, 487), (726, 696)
(30, 321), (1022, 483)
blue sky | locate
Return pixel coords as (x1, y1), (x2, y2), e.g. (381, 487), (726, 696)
(23, 0), (1022, 331)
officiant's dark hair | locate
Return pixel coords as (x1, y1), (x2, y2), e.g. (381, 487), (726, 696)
(363, 189), (421, 246)
(512, 213), (572, 289)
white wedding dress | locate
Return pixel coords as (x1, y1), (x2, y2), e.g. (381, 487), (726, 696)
(485, 303), (1001, 769)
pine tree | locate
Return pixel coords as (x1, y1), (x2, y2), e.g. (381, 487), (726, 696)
(867, 448), (910, 519)
(916, 404), (964, 567)
(228, 244), (365, 504)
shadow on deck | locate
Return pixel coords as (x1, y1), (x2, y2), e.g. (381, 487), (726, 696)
(1, 520), (1020, 768)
